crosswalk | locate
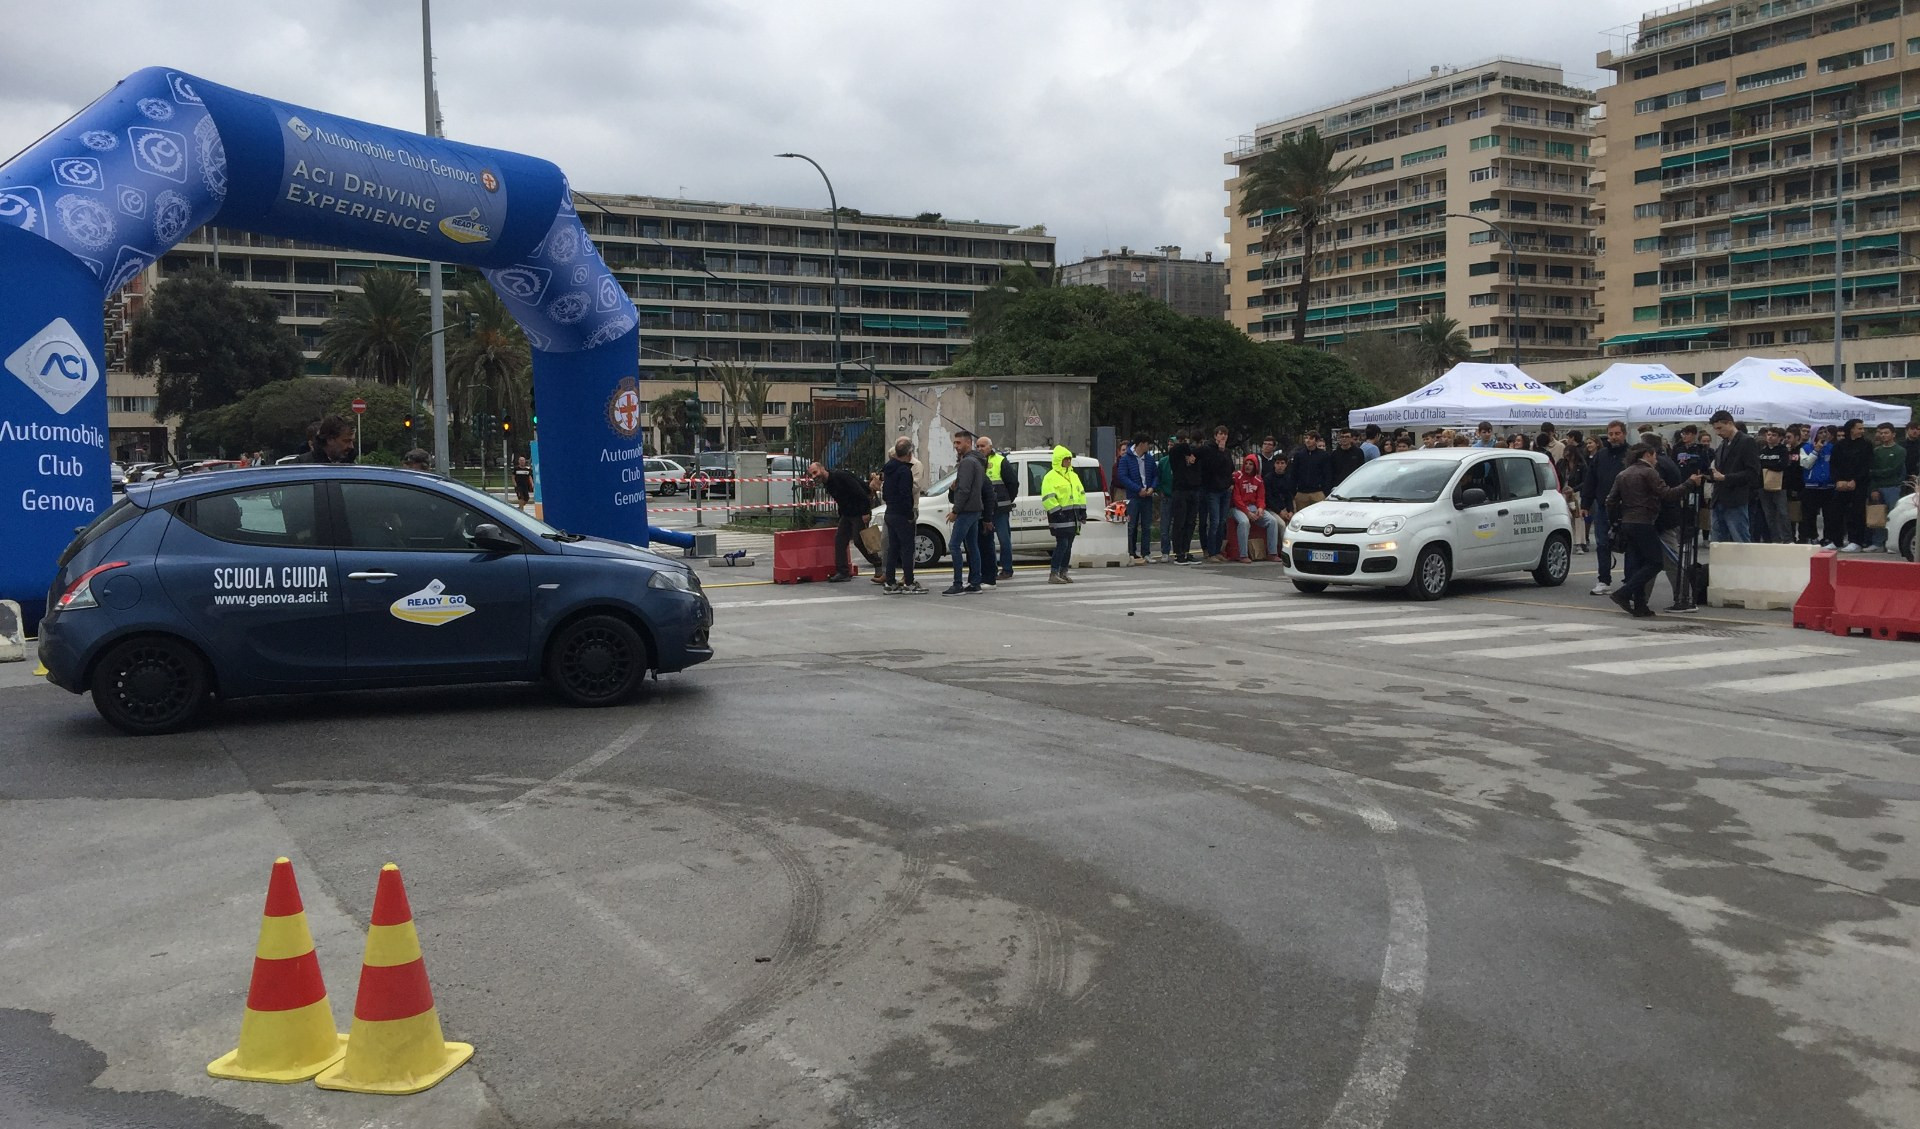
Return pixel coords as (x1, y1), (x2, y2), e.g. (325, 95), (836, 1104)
(711, 572), (1920, 723)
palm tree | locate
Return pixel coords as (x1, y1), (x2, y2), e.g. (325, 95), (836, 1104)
(318, 268), (430, 389)
(1236, 128), (1363, 346)
(446, 280), (531, 462)
(649, 389), (700, 455)
(1411, 313), (1472, 375)
(707, 359), (755, 451)
(741, 366), (774, 445)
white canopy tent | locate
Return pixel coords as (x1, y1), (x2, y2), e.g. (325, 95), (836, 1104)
(1558, 363), (1705, 424)
(1689, 357), (1911, 427)
(1348, 363), (1602, 428)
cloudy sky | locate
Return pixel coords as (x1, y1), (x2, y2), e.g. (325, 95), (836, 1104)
(1, 0), (1649, 264)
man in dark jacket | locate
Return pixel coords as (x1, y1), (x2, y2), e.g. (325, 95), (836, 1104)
(1290, 431), (1332, 511)
(879, 439), (924, 593)
(1114, 434), (1159, 563)
(944, 430), (987, 594)
(1579, 420), (1631, 595)
(1196, 425), (1236, 561)
(1606, 444), (1701, 617)
(295, 415), (356, 464)
(1262, 451), (1296, 526)
(1756, 427), (1793, 544)
(1329, 430), (1367, 488)
(1830, 417), (1876, 551)
(1706, 410), (1761, 543)
(1905, 421), (1920, 479)
(810, 460), (879, 582)
(1166, 431), (1202, 563)
(973, 435), (1019, 585)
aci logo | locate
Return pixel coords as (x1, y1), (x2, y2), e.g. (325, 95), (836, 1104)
(5, 318), (99, 416)
(285, 116), (313, 142)
(606, 376), (642, 439)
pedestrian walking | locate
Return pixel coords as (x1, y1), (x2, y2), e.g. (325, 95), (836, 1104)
(1041, 445), (1088, 584)
(512, 456), (534, 509)
(808, 460), (880, 582)
(879, 438), (924, 593)
(1604, 443), (1701, 617)
(943, 430), (987, 595)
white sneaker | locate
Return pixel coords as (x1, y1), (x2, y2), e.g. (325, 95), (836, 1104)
(1590, 582), (1613, 595)
(1840, 542), (1863, 552)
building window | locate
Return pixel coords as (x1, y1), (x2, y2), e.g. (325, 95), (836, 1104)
(1736, 63), (1806, 92)
(1469, 324), (1496, 338)
(1633, 202), (1665, 219)
(1401, 145), (1446, 167)
(107, 395), (160, 413)
(1468, 262), (1498, 276)
(1469, 293), (1496, 306)
(1469, 135), (1499, 151)
(1634, 167), (1662, 184)
(1634, 270), (1660, 287)
(1634, 236), (1666, 254)
(1355, 158), (1393, 176)
(1820, 43), (1894, 72)
(1635, 132), (1662, 149)
(1469, 198), (1498, 212)
(1634, 306), (1659, 322)
(1854, 360), (1904, 380)
(1469, 167), (1494, 182)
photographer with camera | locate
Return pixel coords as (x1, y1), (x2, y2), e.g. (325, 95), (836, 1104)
(1604, 443), (1703, 618)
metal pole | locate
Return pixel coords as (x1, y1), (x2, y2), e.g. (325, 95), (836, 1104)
(423, 0), (451, 474)
(777, 153), (843, 387)
(1832, 110), (1853, 383)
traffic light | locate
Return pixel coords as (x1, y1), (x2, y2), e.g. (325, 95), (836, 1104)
(502, 414), (513, 435)
(403, 415), (413, 432)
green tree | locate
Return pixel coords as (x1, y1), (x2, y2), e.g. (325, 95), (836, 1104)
(1411, 313), (1473, 376)
(707, 359), (755, 450)
(446, 280), (532, 463)
(318, 268), (431, 391)
(741, 366), (774, 445)
(1236, 128), (1363, 346)
(1336, 330), (1423, 400)
(126, 266), (303, 422)
(649, 389), (702, 455)
(188, 378), (415, 461)
(967, 261), (1054, 338)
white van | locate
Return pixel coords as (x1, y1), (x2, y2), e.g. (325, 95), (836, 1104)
(874, 449), (1107, 567)
(1283, 447), (1573, 600)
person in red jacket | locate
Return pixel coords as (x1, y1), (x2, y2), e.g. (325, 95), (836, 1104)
(1228, 453), (1282, 562)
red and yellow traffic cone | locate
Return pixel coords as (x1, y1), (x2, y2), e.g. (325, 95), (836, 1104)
(207, 857), (348, 1083)
(315, 863), (473, 1095)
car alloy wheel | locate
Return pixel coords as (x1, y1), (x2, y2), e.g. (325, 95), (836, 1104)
(550, 615), (646, 706)
(1535, 534), (1570, 587)
(91, 635), (210, 735)
(1410, 545), (1450, 600)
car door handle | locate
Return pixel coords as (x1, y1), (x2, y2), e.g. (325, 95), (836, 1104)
(1539, 502), (1551, 509)
(1496, 509), (1510, 516)
(348, 571), (399, 581)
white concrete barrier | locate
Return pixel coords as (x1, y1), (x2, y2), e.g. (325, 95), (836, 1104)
(0, 600), (22, 663)
(1707, 542), (1818, 611)
(1070, 514), (1132, 568)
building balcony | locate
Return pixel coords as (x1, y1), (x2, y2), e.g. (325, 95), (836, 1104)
(1501, 112), (1595, 133)
(1506, 304), (1602, 319)
(1485, 273), (1596, 288)
(1598, 0), (1848, 66)
(1497, 172), (1596, 195)
(1726, 290), (1920, 323)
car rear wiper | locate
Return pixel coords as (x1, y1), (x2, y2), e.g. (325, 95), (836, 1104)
(541, 529), (587, 542)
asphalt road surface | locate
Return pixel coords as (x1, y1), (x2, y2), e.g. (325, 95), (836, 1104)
(3, 555), (1917, 1129)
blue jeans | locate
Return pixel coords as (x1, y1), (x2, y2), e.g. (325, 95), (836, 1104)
(1201, 490), (1232, 557)
(1127, 495), (1154, 557)
(992, 508), (1014, 574)
(1229, 509), (1281, 558)
(1050, 530), (1075, 572)
(1158, 493), (1171, 555)
(1872, 485), (1905, 547)
(950, 511), (982, 588)
(1710, 504), (1752, 544)
(1590, 506), (1613, 584)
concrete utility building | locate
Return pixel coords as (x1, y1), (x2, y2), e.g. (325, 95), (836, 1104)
(1057, 246), (1228, 319)
(1224, 58), (1602, 364)
(113, 195), (1053, 454)
(1532, 0), (1920, 397)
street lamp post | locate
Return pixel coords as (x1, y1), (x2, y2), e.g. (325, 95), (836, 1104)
(776, 153), (845, 388)
(1154, 245), (1178, 307)
(421, 0), (451, 474)
(1445, 212), (1521, 367)
(1828, 105), (1861, 384)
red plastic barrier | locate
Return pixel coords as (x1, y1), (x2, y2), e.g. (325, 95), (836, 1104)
(773, 527), (852, 584)
(1791, 549), (1836, 633)
(1827, 556), (1920, 642)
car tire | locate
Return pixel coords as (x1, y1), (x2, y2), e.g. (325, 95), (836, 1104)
(1533, 533), (1572, 587)
(547, 614), (649, 707)
(89, 635), (211, 735)
(1291, 579), (1329, 594)
(914, 525), (945, 568)
(659, 480), (678, 497)
(1406, 544), (1451, 601)
(1901, 523), (1915, 562)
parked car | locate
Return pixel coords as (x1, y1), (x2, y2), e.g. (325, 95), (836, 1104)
(645, 457), (687, 496)
(874, 449), (1107, 567)
(1889, 488), (1915, 561)
(1282, 447), (1572, 600)
(110, 462), (127, 493)
(38, 464), (713, 734)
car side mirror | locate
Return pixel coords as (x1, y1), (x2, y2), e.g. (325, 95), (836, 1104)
(472, 523), (519, 553)
(1459, 487), (1488, 508)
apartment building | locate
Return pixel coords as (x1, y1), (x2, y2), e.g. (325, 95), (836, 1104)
(139, 195), (1053, 450)
(1587, 0), (1920, 395)
(1057, 246), (1228, 319)
(1224, 58), (1602, 363)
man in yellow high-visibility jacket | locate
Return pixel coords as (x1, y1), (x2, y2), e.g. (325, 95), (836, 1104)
(1041, 445), (1087, 584)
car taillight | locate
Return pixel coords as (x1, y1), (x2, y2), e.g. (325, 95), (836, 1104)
(55, 561), (127, 611)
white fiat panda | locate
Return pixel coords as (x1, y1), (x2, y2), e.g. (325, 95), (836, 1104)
(1282, 447), (1573, 600)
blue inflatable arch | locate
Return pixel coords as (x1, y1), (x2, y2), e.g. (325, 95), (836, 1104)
(0, 66), (686, 616)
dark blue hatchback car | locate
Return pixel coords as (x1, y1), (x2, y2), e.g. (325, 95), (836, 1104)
(39, 465), (713, 734)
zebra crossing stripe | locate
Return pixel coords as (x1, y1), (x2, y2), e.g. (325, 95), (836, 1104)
(1018, 581), (1201, 597)
(1856, 695), (1920, 714)
(1458, 634), (1695, 659)
(1572, 644), (1850, 677)
(1135, 599), (1290, 614)
(1280, 614), (1490, 634)
(1178, 605), (1410, 623)
(1064, 591), (1242, 607)
(1367, 623), (1605, 646)
(708, 595), (880, 610)
(1706, 660), (1920, 694)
